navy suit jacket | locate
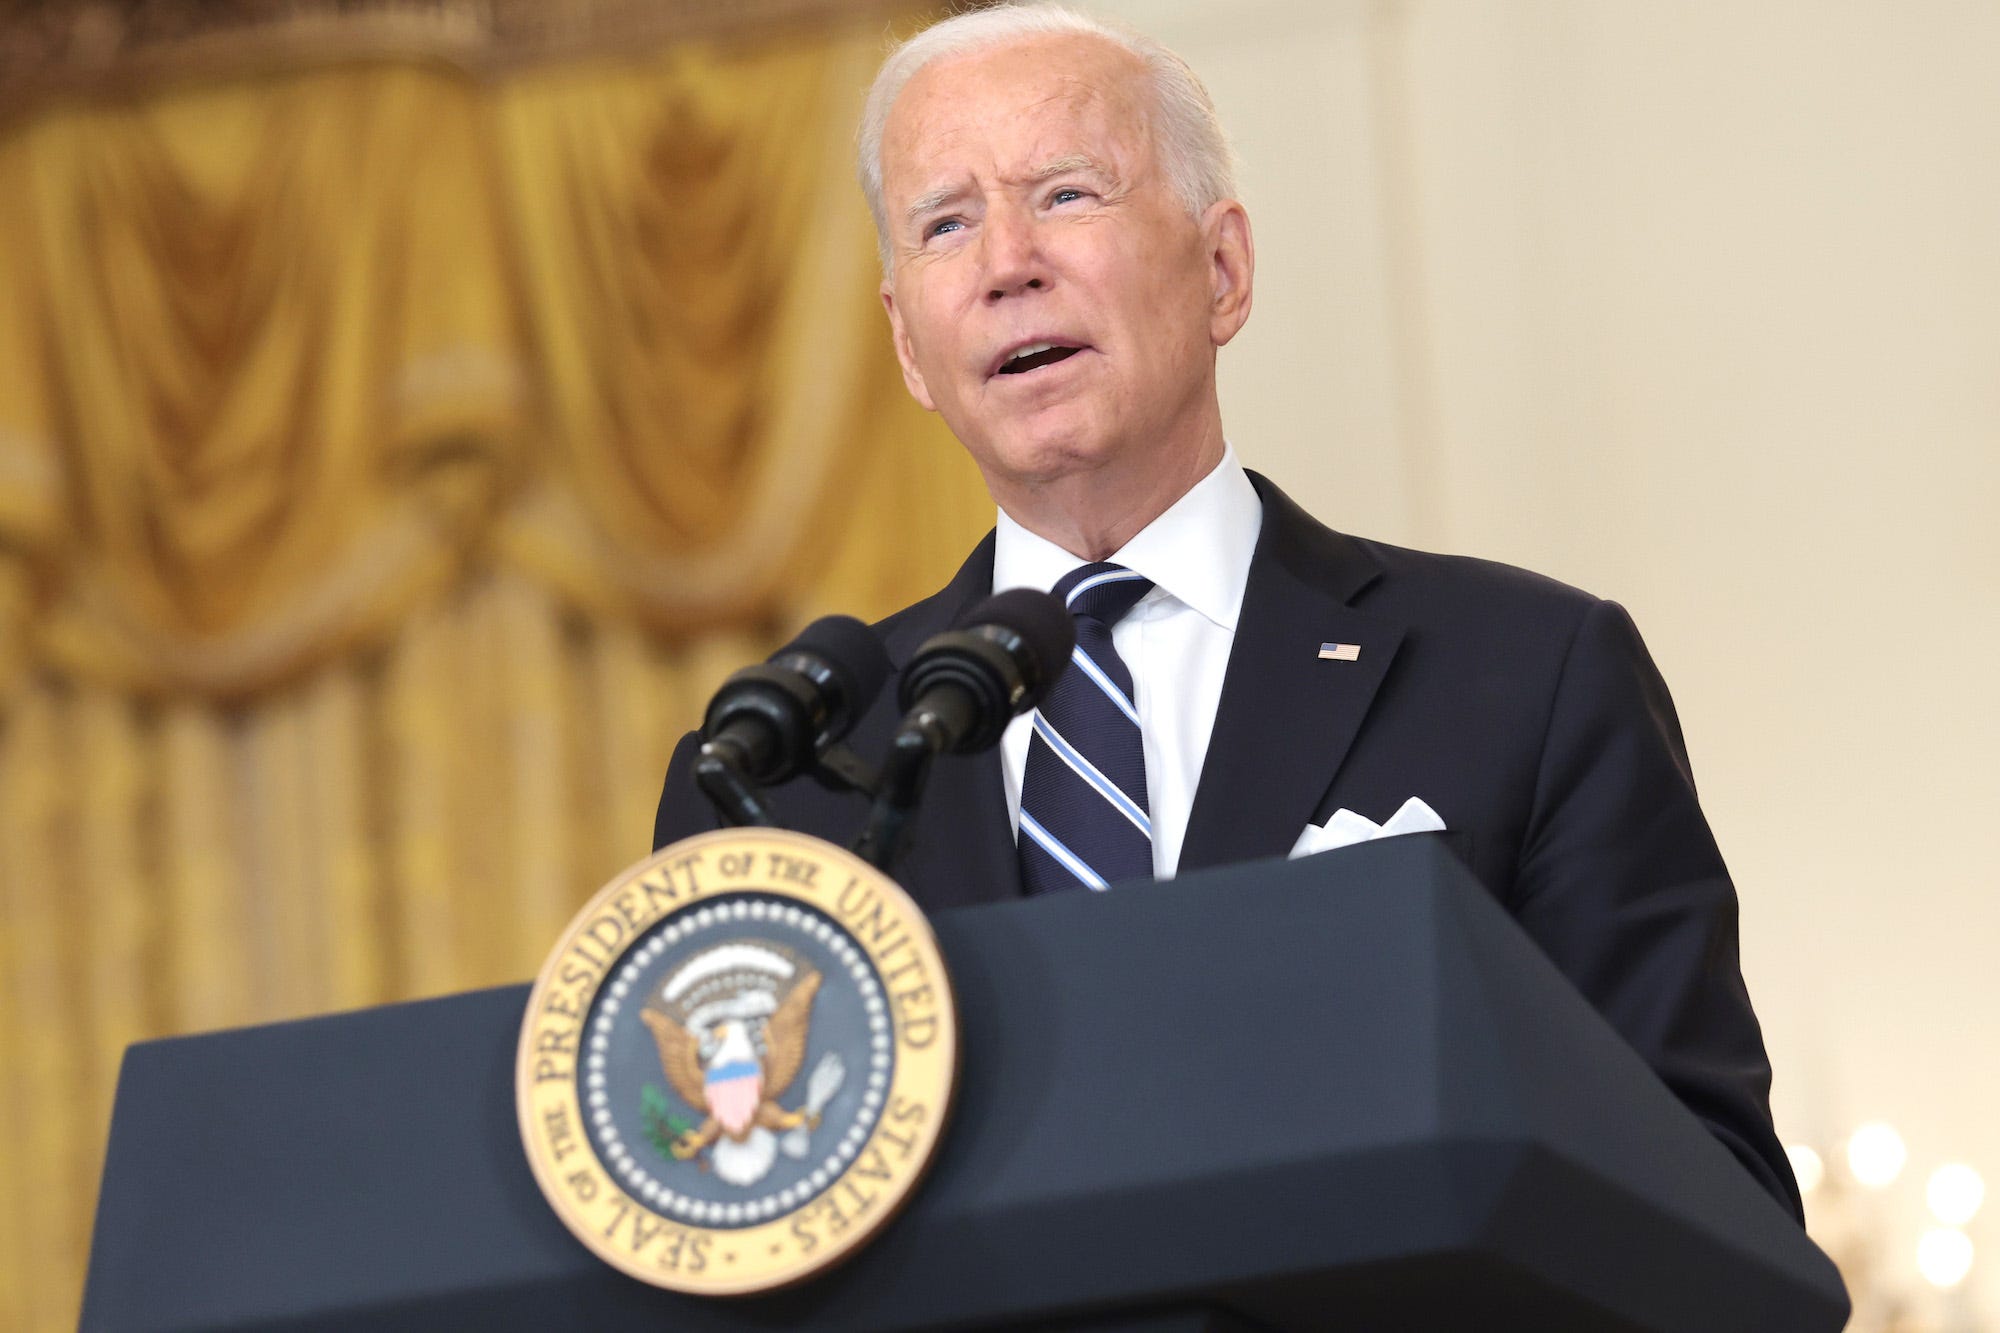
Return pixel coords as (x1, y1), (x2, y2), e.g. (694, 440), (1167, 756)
(654, 473), (1803, 1223)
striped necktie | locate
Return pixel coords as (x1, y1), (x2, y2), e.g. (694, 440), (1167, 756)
(1018, 562), (1155, 894)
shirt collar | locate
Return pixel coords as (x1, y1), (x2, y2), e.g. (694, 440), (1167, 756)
(991, 442), (1263, 632)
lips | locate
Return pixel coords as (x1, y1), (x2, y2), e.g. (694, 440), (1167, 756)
(989, 338), (1090, 378)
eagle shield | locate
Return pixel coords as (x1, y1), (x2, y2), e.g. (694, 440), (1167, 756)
(640, 940), (833, 1187)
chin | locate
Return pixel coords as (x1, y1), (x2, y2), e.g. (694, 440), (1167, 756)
(977, 418), (1123, 489)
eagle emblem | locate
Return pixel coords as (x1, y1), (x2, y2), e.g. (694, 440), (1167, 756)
(640, 940), (845, 1188)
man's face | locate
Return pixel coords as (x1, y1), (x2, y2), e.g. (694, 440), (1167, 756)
(877, 34), (1249, 499)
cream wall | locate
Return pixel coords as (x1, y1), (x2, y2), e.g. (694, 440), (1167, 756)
(1081, 0), (2000, 1317)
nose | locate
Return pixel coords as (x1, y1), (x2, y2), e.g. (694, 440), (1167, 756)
(981, 206), (1046, 303)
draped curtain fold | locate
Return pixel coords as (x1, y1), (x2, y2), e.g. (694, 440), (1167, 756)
(0, 20), (988, 1330)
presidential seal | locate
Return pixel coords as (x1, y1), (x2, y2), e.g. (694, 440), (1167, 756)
(516, 828), (958, 1295)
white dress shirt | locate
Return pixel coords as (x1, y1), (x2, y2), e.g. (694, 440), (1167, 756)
(992, 445), (1264, 878)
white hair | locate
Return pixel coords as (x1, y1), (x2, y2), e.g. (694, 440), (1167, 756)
(857, 3), (1240, 268)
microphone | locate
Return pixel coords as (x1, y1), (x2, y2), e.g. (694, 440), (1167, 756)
(894, 588), (1076, 755)
(697, 615), (892, 825)
(853, 589), (1073, 870)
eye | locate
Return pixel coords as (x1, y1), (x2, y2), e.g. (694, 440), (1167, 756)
(1049, 187), (1087, 206)
(925, 217), (963, 240)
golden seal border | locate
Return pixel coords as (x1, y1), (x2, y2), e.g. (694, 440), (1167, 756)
(515, 827), (959, 1296)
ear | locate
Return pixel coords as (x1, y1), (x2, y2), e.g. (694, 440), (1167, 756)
(881, 279), (938, 412)
(1203, 200), (1255, 348)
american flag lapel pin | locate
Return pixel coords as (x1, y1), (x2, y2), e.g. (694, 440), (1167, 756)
(1318, 642), (1361, 662)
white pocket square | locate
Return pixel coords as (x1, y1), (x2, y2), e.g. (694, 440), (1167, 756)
(1288, 797), (1446, 859)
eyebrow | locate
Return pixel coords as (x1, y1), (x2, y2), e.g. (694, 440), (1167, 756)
(903, 186), (962, 225)
(901, 155), (1112, 226)
(1026, 153), (1105, 184)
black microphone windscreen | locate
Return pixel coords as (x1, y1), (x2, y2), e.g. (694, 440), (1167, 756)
(774, 614), (892, 722)
(955, 588), (1075, 694)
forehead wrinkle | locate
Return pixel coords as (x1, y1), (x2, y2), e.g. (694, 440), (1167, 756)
(885, 41), (1151, 222)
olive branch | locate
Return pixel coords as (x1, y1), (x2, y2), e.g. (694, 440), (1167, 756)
(640, 1083), (697, 1162)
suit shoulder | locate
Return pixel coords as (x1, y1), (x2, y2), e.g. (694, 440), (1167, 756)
(864, 528), (999, 660)
(869, 595), (944, 640)
(1346, 534), (1607, 624)
(1251, 472), (1606, 630)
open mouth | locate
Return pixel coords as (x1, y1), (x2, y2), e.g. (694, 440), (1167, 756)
(997, 343), (1085, 375)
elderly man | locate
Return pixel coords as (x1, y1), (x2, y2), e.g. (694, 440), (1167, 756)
(656, 4), (1801, 1222)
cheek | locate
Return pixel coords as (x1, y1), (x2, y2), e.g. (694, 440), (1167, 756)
(1104, 238), (1206, 331)
(1124, 272), (1209, 376)
(926, 295), (977, 364)
(901, 310), (957, 383)
(895, 269), (960, 348)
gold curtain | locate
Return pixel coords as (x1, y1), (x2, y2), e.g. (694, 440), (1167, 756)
(0, 24), (991, 1330)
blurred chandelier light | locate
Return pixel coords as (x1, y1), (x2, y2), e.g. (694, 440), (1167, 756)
(1786, 1143), (1825, 1196)
(1917, 1227), (1975, 1290)
(1847, 1122), (1907, 1189)
(1927, 1163), (1986, 1227)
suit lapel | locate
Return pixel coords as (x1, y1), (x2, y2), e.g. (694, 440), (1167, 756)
(1179, 476), (1406, 873)
(878, 533), (1022, 908)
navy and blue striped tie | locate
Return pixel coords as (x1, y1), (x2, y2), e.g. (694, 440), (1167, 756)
(1018, 562), (1155, 894)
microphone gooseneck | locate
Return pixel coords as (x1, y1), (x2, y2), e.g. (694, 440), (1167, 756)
(854, 589), (1074, 870)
